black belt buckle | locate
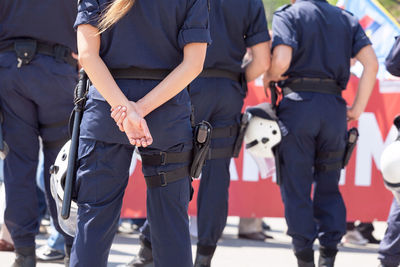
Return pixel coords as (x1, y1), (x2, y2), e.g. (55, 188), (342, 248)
(159, 172), (167, 187)
(14, 39), (37, 68)
(54, 45), (69, 64)
(159, 151), (167, 166)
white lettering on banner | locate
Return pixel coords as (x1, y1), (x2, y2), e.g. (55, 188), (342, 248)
(355, 113), (398, 186)
(129, 152), (138, 176)
(339, 169), (346, 186)
(229, 158), (239, 181)
(242, 149), (261, 182)
(254, 75), (264, 87)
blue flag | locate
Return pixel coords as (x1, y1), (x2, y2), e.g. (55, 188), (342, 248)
(337, 0), (400, 92)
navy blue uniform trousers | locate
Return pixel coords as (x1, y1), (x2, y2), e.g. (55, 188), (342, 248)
(192, 78), (244, 249)
(0, 52), (75, 248)
(277, 92), (347, 252)
(141, 77), (244, 252)
(379, 198), (400, 267)
(70, 79), (193, 267)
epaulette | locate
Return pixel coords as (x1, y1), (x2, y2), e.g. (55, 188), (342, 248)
(274, 4), (291, 13)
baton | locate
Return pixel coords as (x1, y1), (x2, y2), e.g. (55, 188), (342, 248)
(61, 69), (88, 219)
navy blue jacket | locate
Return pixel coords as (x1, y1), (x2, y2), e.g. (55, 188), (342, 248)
(75, 0), (211, 70)
(386, 36), (400, 77)
(0, 0), (77, 52)
(272, 0), (371, 89)
(204, 0), (270, 73)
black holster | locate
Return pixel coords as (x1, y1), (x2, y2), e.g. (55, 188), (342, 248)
(190, 121), (212, 178)
(343, 127), (359, 167)
(14, 39), (37, 67)
(232, 112), (251, 158)
(273, 146), (282, 186)
(240, 73), (248, 95)
(269, 82), (279, 110)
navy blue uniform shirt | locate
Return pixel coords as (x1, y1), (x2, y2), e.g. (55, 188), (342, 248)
(386, 36), (400, 77)
(75, 0), (211, 69)
(0, 0), (77, 52)
(204, 0), (270, 73)
(272, 0), (371, 89)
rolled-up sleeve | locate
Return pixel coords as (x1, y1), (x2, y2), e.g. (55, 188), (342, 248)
(386, 36), (400, 77)
(245, 0), (270, 47)
(351, 20), (372, 58)
(74, 0), (101, 29)
(271, 12), (298, 51)
(178, 0), (212, 49)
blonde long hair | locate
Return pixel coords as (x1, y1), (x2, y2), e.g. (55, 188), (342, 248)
(98, 0), (135, 33)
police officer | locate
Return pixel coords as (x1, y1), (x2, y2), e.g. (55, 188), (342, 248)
(73, 0), (210, 266)
(263, 1), (378, 266)
(0, 1), (77, 266)
(378, 37), (400, 267)
(112, 1), (270, 266)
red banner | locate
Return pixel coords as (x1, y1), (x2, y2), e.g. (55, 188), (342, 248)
(122, 76), (400, 221)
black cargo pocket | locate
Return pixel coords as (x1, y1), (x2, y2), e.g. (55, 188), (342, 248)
(77, 138), (97, 161)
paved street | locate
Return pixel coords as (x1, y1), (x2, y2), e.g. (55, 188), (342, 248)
(0, 217), (385, 267)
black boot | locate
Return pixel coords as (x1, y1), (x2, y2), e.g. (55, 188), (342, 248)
(318, 247), (337, 267)
(12, 246), (36, 267)
(194, 245), (216, 267)
(295, 248), (315, 267)
(117, 238), (154, 267)
(377, 261), (396, 267)
(297, 259), (316, 267)
(64, 244), (72, 267)
(357, 223), (380, 244)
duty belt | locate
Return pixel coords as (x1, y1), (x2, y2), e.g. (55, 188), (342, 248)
(199, 69), (241, 83)
(0, 39), (76, 67)
(110, 67), (171, 80)
(110, 68), (241, 83)
(282, 78), (342, 96)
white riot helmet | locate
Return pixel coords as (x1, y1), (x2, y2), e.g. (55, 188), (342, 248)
(50, 140), (78, 236)
(380, 115), (400, 204)
(244, 103), (282, 158)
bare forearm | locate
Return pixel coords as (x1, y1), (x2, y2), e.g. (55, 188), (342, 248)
(245, 58), (269, 82)
(137, 43), (206, 117)
(245, 42), (271, 82)
(266, 45), (292, 81)
(352, 67), (377, 112)
(137, 60), (202, 117)
(80, 55), (130, 109)
(352, 45), (378, 114)
(77, 24), (130, 111)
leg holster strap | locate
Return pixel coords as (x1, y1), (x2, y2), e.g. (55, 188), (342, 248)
(211, 125), (239, 139)
(315, 149), (345, 172)
(315, 161), (343, 172)
(197, 244), (216, 256)
(206, 124), (240, 160)
(141, 151), (192, 166)
(207, 146), (234, 160)
(144, 166), (189, 188)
